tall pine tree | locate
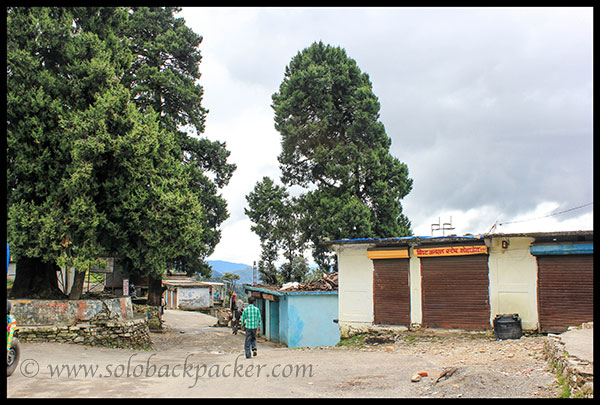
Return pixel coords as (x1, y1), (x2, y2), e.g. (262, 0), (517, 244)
(7, 7), (235, 300)
(270, 41), (413, 271)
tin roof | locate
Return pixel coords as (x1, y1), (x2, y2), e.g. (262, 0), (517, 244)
(244, 284), (338, 296)
(244, 272), (338, 295)
(162, 278), (211, 288)
(324, 230), (593, 246)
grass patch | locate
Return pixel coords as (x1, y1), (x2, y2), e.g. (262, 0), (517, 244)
(549, 357), (571, 398)
(556, 374), (571, 398)
(336, 333), (367, 348)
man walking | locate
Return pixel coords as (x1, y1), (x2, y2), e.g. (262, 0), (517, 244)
(230, 291), (242, 335)
(240, 296), (262, 358)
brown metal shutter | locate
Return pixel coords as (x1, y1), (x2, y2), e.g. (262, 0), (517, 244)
(421, 255), (491, 330)
(537, 254), (593, 333)
(373, 258), (410, 326)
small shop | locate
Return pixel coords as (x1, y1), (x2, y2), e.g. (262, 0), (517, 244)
(416, 244), (490, 330)
(530, 239), (593, 333)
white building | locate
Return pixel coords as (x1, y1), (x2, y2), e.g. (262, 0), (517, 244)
(327, 231), (593, 337)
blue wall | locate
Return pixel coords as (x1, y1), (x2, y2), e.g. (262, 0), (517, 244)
(247, 287), (339, 348)
(282, 293), (339, 348)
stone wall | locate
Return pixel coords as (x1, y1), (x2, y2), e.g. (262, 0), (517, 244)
(17, 312), (152, 350)
(544, 323), (593, 398)
(11, 297), (133, 326)
(132, 304), (163, 332)
(10, 297), (151, 349)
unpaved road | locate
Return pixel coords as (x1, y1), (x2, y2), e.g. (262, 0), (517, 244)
(7, 310), (560, 398)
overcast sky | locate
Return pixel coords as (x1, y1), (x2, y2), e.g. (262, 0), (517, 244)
(178, 7), (593, 265)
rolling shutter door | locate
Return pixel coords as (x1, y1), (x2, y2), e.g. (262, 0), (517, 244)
(373, 258), (410, 326)
(421, 255), (490, 330)
(537, 254), (593, 333)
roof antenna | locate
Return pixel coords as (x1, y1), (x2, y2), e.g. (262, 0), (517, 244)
(442, 216), (455, 236)
(431, 217), (440, 236)
(432, 216), (455, 236)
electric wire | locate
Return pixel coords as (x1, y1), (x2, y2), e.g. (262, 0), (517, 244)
(499, 202), (593, 226)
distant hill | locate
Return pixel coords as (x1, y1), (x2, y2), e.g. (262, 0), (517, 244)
(208, 260), (249, 273)
(207, 260), (257, 285)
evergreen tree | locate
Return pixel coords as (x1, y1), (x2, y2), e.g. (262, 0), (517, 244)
(115, 7), (236, 303)
(7, 7), (234, 300)
(270, 41), (413, 271)
(244, 177), (308, 284)
(8, 7), (133, 298)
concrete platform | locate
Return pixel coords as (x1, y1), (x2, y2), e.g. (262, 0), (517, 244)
(544, 325), (594, 398)
(559, 327), (594, 364)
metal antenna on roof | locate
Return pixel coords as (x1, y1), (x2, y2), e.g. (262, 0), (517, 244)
(432, 216), (455, 236)
(431, 217), (441, 236)
(442, 216), (455, 236)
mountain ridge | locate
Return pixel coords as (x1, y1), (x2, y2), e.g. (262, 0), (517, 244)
(207, 260), (256, 284)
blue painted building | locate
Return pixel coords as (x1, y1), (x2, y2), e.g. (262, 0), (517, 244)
(244, 283), (339, 348)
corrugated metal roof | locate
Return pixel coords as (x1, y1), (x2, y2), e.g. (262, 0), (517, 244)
(324, 230), (593, 246)
(162, 278), (211, 288)
(244, 284), (338, 296)
(324, 234), (484, 246)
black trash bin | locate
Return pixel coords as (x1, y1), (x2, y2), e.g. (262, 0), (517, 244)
(493, 313), (523, 339)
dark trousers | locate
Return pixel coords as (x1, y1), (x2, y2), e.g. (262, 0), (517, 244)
(244, 328), (257, 358)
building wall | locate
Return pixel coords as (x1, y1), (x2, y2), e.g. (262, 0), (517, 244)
(176, 286), (210, 310)
(278, 296), (289, 345)
(335, 236), (553, 333)
(335, 243), (376, 337)
(408, 246), (422, 326)
(10, 297), (133, 326)
(283, 294), (339, 348)
(487, 236), (539, 330)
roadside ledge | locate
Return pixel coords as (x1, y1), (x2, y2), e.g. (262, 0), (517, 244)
(544, 322), (593, 398)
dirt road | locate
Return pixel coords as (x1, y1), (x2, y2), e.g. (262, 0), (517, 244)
(7, 310), (559, 398)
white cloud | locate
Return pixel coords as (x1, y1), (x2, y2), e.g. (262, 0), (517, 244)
(209, 218), (261, 265)
(178, 7), (593, 265)
(495, 202), (594, 234)
(410, 202), (593, 237)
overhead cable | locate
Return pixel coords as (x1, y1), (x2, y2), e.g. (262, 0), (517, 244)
(499, 202), (593, 226)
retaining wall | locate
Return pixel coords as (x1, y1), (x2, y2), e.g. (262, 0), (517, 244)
(9, 297), (151, 349)
(10, 297), (133, 326)
(17, 313), (152, 350)
(544, 323), (593, 398)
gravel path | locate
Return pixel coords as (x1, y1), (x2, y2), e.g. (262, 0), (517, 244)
(7, 310), (560, 398)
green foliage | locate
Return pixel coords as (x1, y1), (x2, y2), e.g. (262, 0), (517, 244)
(116, 7), (236, 277)
(220, 272), (241, 288)
(250, 41), (413, 273)
(336, 333), (367, 348)
(7, 7), (235, 297)
(244, 177), (308, 284)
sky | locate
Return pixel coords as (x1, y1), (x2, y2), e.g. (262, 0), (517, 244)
(178, 7), (593, 265)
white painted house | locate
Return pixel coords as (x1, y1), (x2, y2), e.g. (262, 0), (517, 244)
(327, 231), (593, 337)
(162, 278), (224, 311)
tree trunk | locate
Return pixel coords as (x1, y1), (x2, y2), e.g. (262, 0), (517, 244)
(68, 269), (87, 300)
(147, 276), (164, 306)
(10, 257), (66, 299)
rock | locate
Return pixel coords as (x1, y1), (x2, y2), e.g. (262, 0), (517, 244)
(411, 374), (422, 382)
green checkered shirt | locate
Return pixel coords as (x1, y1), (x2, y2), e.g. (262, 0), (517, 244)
(241, 304), (262, 330)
